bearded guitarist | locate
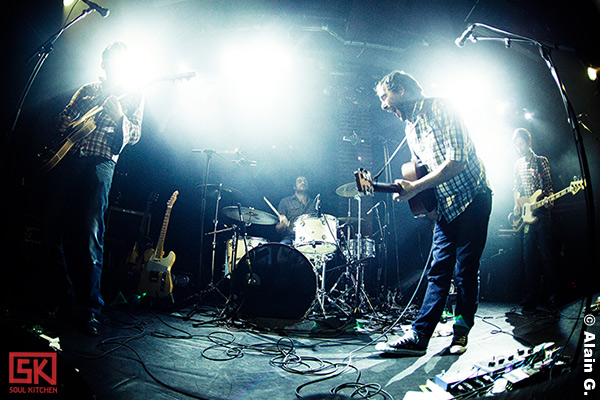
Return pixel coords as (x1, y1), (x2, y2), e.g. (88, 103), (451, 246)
(512, 128), (557, 314)
(39, 42), (144, 336)
(373, 71), (492, 357)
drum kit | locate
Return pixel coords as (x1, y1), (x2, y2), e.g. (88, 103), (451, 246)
(203, 181), (380, 322)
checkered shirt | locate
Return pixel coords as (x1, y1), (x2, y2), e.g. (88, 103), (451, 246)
(404, 97), (491, 222)
(56, 81), (144, 163)
(513, 150), (553, 198)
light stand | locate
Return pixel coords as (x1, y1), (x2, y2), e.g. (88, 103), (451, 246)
(462, 22), (596, 367)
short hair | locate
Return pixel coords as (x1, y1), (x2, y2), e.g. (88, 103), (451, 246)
(102, 41), (128, 64)
(512, 128), (532, 145)
(376, 70), (424, 97)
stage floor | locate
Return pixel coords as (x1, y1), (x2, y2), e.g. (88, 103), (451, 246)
(4, 296), (598, 400)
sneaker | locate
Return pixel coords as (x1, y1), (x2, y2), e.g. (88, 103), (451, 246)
(447, 335), (468, 355)
(375, 335), (427, 356)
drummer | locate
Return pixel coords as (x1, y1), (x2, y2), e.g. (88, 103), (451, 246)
(275, 176), (314, 245)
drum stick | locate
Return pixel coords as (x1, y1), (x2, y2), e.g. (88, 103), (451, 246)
(263, 196), (282, 218)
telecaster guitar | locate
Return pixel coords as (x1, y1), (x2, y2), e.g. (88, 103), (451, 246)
(36, 72), (196, 174)
(355, 161), (437, 220)
(509, 179), (585, 232)
(139, 191), (178, 298)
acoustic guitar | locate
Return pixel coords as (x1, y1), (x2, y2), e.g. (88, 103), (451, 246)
(36, 72), (196, 174)
(138, 190), (178, 298)
(355, 161), (437, 220)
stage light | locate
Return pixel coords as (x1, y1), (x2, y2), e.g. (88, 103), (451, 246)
(63, 0), (75, 6)
(588, 66), (599, 81)
(523, 110), (534, 120)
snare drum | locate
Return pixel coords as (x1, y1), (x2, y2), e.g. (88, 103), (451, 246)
(348, 238), (376, 260)
(225, 235), (268, 275)
(293, 214), (338, 254)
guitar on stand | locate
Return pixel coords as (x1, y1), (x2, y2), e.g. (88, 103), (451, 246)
(509, 179), (585, 232)
(138, 191), (178, 299)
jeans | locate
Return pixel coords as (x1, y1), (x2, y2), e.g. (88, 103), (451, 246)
(41, 154), (115, 315)
(412, 189), (492, 346)
(522, 210), (555, 306)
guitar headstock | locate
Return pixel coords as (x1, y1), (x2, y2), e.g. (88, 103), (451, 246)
(167, 190), (179, 209)
(569, 179), (586, 195)
(354, 168), (374, 196)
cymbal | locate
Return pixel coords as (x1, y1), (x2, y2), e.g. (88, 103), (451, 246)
(221, 206), (279, 225)
(335, 182), (358, 198)
(197, 184), (241, 198)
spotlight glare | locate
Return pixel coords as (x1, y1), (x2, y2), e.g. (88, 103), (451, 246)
(63, 0), (75, 6)
(523, 111), (534, 120)
(588, 67), (598, 81)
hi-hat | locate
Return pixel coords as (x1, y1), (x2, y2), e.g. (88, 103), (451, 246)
(335, 182), (358, 198)
(221, 206), (278, 225)
(197, 184), (241, 198)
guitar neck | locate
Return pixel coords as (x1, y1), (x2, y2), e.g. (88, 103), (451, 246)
(530, 186), (571, 211)
(155, 207), (172, 258)
(371, 182), (402, 194)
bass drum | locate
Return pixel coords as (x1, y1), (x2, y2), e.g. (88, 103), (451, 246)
(231, 243), (316, 320)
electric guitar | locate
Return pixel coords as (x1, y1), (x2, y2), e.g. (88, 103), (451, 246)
(126, 192), (159, 269)
(36, 71), (196, 174)
(355, 161), (437, 220)
(138, 190), (178, 298)
(509, 179), (585, 232)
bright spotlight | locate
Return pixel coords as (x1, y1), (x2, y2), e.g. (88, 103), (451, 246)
(63, 0), (75, 6)
(220, 39), (293, 112)
(588, 66), (599, 81)
(523, 110), (534, 120)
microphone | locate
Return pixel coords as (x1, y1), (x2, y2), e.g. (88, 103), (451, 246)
(366, 201), (383, 215)
(82, 0), (109, 18)
(455, 24), (475, 48)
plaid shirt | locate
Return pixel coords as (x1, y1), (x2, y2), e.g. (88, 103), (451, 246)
(513, 150), (553, 198)
(56, 80), (144, 163)
(405, 97), (491, 222)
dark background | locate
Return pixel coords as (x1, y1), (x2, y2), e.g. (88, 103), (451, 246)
(2, 0), (599, 306)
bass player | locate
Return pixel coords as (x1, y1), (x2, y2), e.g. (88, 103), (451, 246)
(512, 127), (557, 314)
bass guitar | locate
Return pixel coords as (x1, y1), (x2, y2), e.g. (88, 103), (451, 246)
(36, 71), (196, 174)
(509, 179), (585, 232)
(355, 161), (437, 220)
(138, 190), (178, 298)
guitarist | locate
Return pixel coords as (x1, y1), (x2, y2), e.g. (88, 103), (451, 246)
(374, 71), (492, 357)
(39, 42), (144, 336)
(512, 128), (556, 314)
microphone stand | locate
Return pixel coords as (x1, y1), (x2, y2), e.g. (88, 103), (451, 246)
(464, 22), (595, 368)
(4, 8), (95, 162)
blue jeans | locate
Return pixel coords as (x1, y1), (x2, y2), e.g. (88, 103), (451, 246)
(42, 154), (115, 315)
(412, 189), (492, 346)
(522, 210), (555, 306)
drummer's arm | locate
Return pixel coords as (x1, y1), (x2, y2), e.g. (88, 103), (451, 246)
(276, 214), (289, 233)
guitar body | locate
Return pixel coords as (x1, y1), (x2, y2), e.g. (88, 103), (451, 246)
(138, 249), (175, 298)
(37, 117), (97, 174)
(518, 189), (543, 225)
(401, 161), (437, 220)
